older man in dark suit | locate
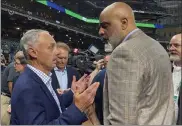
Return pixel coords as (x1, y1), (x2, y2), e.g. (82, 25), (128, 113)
(99, 2), (175, 125)
(10, 29), (99, 125)
(51, 42), (80, 93)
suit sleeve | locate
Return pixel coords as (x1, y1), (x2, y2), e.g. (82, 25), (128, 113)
(105, 46), (144, 124)
(69, 67), (80, 80)
(11, 88), (87, 125)
(59, 90), (74, 108)
(74, 68), (81, 80)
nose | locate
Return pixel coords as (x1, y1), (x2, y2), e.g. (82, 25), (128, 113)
(99, 27), (105, 37)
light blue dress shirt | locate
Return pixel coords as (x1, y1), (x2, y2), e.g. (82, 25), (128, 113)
(122, 28), (140, 43)
(54, 67), (68, 90)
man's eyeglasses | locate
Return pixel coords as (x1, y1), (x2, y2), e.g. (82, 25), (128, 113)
(167, 43), (181, 50)
(14, 62), (21, 66)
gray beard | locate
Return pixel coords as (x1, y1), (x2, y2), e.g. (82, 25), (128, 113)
(108, 35), (122, 49)
(169, 55), (181, 62)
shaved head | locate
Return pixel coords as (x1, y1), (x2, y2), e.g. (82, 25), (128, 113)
(99, 2), (137, 49)
(169, 33), (182, 63)
(101, 2), (135, 25)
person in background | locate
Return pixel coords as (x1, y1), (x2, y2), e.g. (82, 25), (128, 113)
(10, 45), (15, 62)
(3, 44), (10, 65)
(51, 42), (80, 94)
(7, 55), (28, 114)
(12, 55), (28, 89)
(99, 2), (174, 125)
(92, 54), (110, 125)
(82, 57), (107, 125)
(55, 56), (106, 125)
(88, 59), (105, 85)
(1, 51), (24, 125)
(1, 53), (7, 72)
(168, 33), (182, 124)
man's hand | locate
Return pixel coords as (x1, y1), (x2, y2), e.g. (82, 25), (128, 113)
(84, 104), (100, 125)
(71, 74), (90, 94)
(57, 88), (71, 95)
(87, 59), (105, 86)
(7, 105), (11, 113)
(74, 82), (100, 112)
(94, 59), (105, 70)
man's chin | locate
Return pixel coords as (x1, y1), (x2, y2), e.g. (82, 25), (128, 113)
(51, 63), (57, 69)
(108, 38), (122, 49)
(169, 55), (181, 62)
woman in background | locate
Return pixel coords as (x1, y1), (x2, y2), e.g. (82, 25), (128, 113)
(12, 56), (27, 88)
(7, 56), (27, 114)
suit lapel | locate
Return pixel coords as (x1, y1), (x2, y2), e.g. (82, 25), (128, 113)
(55, 90), (65, 112)
(39, 83), (59, 110)
(66, 67), (72, 88)
(26, 67), (59, 109)
(51, 69), (60, 90)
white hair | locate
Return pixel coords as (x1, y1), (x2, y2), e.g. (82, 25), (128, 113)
(20, 29), (48, 59)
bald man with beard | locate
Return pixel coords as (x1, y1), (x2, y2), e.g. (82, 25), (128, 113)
(99, 2), (175, 125)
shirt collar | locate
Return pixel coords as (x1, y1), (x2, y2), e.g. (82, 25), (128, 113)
(27, 64), (52, 84)
(122, 28), (139, 43)
(173, 62), (181, 71)
(54, 67), (67, 72)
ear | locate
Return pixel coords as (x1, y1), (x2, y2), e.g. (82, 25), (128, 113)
(121, 18), (128, 30)
(27, 47), (37, 59)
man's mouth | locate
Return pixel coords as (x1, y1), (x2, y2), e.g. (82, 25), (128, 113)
(170, 52), (178, 55)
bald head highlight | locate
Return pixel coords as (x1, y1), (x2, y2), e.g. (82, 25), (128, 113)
(101, 2), (136, 26)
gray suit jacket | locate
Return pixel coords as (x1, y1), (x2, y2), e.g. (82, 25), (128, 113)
(103, 29), (175, 125)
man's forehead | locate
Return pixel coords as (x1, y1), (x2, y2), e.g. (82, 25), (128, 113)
(57, 52), (68, 57)
(100, 9), (119, 24)
(99, 12), (107, 22)
(100, 6), (113, 19)
(57, 48), (68, 54)
(99, 13), (111, 25)
(38, 32), (55, 43)
(39, 31), (51, 39)
(171, 37), (181, 44)
(57, 47), (67, 51)
(101, 3), (115, 15)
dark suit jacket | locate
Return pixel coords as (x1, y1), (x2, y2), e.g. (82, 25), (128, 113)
(92, 69), (106, 125)
(51, 66), (80, 91)
(10, 67), (87, 125)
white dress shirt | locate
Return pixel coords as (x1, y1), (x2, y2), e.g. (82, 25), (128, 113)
(27, 64), (62, 113)
(172, 63), (181, 122)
